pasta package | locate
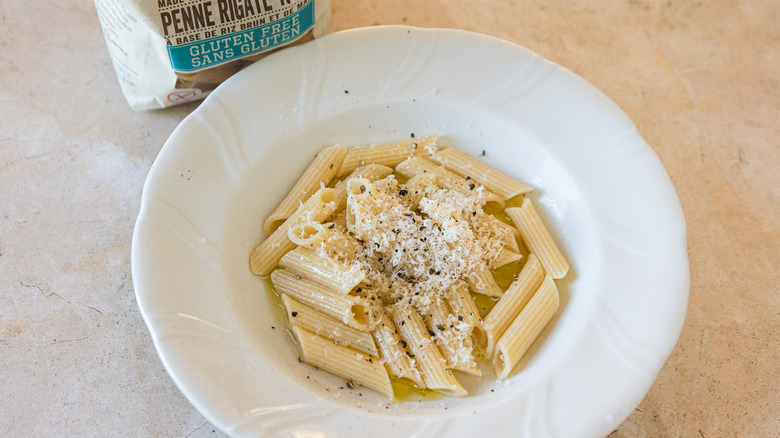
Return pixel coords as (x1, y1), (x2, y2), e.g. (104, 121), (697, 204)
(93, 0), (331, 110)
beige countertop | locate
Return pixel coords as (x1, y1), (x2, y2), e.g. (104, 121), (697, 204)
(1, 1), (778, 436)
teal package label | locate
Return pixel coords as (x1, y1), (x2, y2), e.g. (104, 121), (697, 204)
(160, 0), (315, 73)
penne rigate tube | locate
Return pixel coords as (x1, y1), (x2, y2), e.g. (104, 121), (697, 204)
(446, 286), (486, 348)
(398, 173), (438, 211)
(465, 263), (503, 297)
(333, 163), (394, 211)
(336, 135), (439, 178)
(329, 210), (348, 230)
(425, 298), (481, 376)
(488, 247), (523, 270)
(389, 304), (467, 397)
(291, 326), (393, 398)
(344, 177), (405, 238)
(250, 188), (338, 276)
(484, 254), (545, 359)
(282, 295), (378, 357)
(271, 268), (378, 331)
(263, 145), (347, 235)
(279, 247), (365, 294)
(480, 214), (521, 253)
(371, 309), (425, 387)
(506, 198), (569, 279)
(395, 156), (504, 208)
(430, 147), (533, 200)
(287, 222), (361, 260)
(495, 275), (559, 379)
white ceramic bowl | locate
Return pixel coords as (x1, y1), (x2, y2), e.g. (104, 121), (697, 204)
(132, 26), (689, 438)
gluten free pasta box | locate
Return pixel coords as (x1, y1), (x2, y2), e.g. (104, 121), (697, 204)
(94, 0), (331, 110)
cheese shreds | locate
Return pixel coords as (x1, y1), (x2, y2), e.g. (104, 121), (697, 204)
(342, 176), (504, 314)
(311, 174), (513, 387)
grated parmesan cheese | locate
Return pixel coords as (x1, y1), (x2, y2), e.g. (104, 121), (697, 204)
(296, 170), (509, 369)
(337, 176), (506, 314)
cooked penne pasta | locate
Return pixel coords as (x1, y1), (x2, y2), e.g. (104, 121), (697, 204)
(484, 254), (545, 359)
(465, 263), (504, 297)
(446, 286), (486, 348)
(371, 309), (425, 387)
(251, 136), (568, 399)
(488, 247), (523, 270)
(371, 177), (401, 199)
(287, 222), (361, 260)
(291, 325), (393, 398)
(329, 210), (348, 229)
(388, 304), (467, 397)
(270, 268), (378, 331)
(345, 176), (379, 198)
(395, 157), (505, 208)
(495, 275), (559, 379)
(333, 163), (394, 211)
(282, 295), (378, 357)
(336, 135), (439, 178)
(424, 297), (481, 376)
(397, 172), (438, 210)
(344, 177), (404, 238)
(482, 215), (521, 252)
(279, 247), (365, 294)
(430, 147), (533, 199)
(263, 145), (347, 235)
(250, 187), (339, 276)
(506, 198), (569, 279)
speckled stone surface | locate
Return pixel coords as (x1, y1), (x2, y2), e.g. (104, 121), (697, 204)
(1, 1), (777, 436)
